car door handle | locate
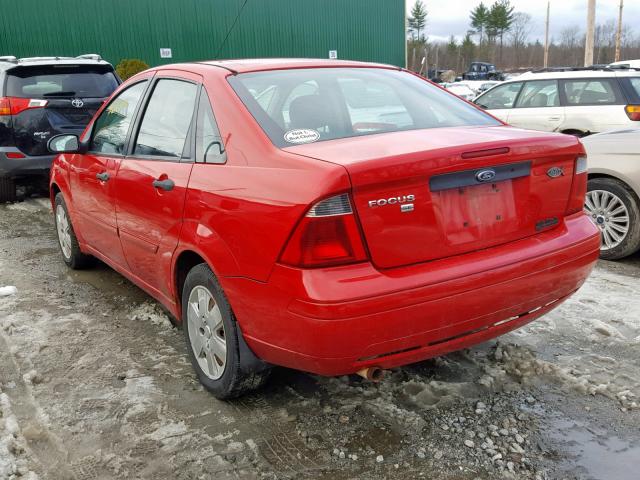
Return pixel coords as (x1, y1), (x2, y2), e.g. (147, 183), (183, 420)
(96, 172), (110, 182)
(152, 178), (175, 191)
(548, 116), (561, 121)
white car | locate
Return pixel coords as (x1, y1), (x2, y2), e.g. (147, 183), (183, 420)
(582, 129), (640, 259)
(610, 59), (640, 69)
(474, 69), (640, 135)
(442, 83), (476, 101)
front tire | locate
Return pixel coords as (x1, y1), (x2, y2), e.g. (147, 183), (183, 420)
(54, 193), (93, 269)
(585, 177), (640, 260)
(182, 263), (270, 399)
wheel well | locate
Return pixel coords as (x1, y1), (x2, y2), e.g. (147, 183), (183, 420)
(50, 183), (61, 203)
(174, 250), (207, 314)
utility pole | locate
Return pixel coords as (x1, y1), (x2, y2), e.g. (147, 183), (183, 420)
(614, 0), (624, 62)
(584, 0), (596, 66)
(543, 1), (550, 68)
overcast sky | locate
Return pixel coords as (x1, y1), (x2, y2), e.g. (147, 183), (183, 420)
(407, 0), (639, 44)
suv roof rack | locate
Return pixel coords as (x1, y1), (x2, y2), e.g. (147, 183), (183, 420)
(0, 56), (18, 63)
(530, 65), (639, 73)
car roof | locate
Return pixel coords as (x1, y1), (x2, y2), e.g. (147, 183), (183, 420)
(508, 69), (640, 82)
(194, 58), (399, 74)
(0, 55), (112, 72)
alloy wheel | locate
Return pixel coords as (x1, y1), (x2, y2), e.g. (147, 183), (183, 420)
(584, 189), (630, 251)
(55, 204), (72, 259)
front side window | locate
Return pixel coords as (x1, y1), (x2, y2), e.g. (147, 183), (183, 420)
(516, 80), (560, 108)
(475, 82), (523, 110)
(563, 79), (619, 105)
(228, 68), (500, 147)
(134, 79), (198, 158)
(90, 81), (147, 154)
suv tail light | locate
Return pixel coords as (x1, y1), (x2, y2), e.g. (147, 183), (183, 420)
(0, 97), (48, 116)
(566, 155), (588, 215)
(625, 105), (640, 121)
(280, 193), (368, 268)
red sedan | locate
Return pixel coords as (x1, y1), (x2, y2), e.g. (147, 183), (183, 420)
(48, 59), (600, 398)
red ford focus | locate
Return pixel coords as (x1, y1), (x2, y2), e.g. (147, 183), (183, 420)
(48, 59), (600, 398)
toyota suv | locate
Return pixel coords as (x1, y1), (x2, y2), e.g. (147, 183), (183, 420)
(0, 54), (119, 201)
(474, 68), (640, 136)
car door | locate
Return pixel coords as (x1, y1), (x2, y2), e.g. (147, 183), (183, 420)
(71, 78), (150, 267)
(560, 78), (627, 134)
(473, 81), (523, 123)
(115, 72), (200, 298)
(507, 79), (564, 132)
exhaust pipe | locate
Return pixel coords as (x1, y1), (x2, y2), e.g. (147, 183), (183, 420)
(356, 367), (384, 382)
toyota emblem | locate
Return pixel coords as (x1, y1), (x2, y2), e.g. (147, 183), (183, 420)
(475, 169), (496, 182)
(71, 98), (84, 108)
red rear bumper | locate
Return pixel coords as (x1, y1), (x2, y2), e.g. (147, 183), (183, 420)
(224, 212), (600, 376)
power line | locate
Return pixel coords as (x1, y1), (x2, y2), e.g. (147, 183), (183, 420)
(214, 0), (250, 59)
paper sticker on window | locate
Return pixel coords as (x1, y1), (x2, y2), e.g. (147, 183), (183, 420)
(284, 129), (320, 144)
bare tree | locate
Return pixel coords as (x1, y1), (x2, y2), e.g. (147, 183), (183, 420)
(508, 12), (532, 67)
(559, 26), (582, 66)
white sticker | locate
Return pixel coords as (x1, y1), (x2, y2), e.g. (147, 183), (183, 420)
(284, 129), (320, 144)
(160, 48), (173, 58)
(329, 50), (338, 59)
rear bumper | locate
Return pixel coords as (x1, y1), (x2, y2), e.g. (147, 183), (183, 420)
(0, 148), (54, 179)
(225, 213), (600, 376)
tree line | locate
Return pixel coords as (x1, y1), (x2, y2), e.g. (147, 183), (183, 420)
(407, 0), (640, 75)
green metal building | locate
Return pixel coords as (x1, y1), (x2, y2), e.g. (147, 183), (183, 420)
(0, 0), (405, 67)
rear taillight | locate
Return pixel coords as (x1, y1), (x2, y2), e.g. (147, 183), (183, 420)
(566, 155), (588, 215)
(280, 193), (368, 268)
(625, 105), (640, 121)
(0, 97), (48, 116)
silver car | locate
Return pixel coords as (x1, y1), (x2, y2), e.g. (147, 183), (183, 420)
(582, 129), (640, 259)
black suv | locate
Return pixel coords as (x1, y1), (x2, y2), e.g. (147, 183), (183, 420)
(0, 54), (120, 202)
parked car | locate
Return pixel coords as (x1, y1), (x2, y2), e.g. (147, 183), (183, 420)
(462, 61), (505, 81)
(609, 59), (640, 69)
(442, 82), (476, 101)
(0, 54), (119, 202)
(582, 129), (640, 260)
(474, 69), (640, 135)
(48, 59), (600, 399)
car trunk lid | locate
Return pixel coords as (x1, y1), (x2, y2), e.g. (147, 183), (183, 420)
(285, 126), (583, 269)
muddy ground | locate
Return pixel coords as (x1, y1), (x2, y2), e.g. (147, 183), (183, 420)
(0, 197), (638, 480)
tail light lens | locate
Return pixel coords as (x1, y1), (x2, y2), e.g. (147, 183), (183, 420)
(625, 105), (640, 121)
(566, 155), (588, 215)
(280, 193), (368, 268)
(0, 97), (48, 116)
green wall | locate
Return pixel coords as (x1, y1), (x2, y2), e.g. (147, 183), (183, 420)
(0, 0), (405, 67)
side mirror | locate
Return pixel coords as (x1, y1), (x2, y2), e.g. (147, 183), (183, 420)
(48, 134), (80, 154)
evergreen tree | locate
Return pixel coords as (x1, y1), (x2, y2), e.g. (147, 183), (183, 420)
(470, 2), (489, 44)
(488, 0), (515, 61)
(408, 1), (428, 42)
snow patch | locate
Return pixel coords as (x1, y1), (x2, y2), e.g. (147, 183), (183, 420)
(0, 286), (17, 297)
(129, 302), (173, 329)
(5, 198), (50, 213)
(0, 390), (39, 480)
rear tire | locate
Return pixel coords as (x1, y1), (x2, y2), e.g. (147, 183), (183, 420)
(0, 177), (17, 203)
(182, 263), (270, 399)
(585, 177), (640, 260)
(54, 193), (93, 269)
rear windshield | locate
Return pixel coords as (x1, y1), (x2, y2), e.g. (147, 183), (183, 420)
(6, 65), (119, 99)
(628, 78), (640, 99)
(228, 68), (500, 147)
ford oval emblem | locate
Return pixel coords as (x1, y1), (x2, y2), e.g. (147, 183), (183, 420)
(476, 169), (496, 182)
(547, 166), (564, 178)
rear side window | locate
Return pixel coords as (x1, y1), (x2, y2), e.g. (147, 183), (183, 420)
(516, 80), (560, 108)
(6, 65), (119, 99)
(90, 81), (147, 155)
(228, 68), (500, 147)
(563, 79), (620, 105)
(475, 82), (523, 110)
(195, 90), (225, 164)
(133, 79), (198, 158)
(627, 78), (640, 100)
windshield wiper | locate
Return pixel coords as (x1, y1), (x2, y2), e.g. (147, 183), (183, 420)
(43, 91), (76, 97)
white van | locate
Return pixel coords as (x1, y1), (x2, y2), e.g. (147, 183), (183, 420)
(474, 69), (640, 135)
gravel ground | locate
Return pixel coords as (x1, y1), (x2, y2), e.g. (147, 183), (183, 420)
(0, 197), (638, 480)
